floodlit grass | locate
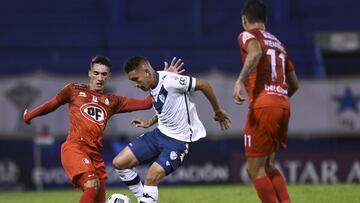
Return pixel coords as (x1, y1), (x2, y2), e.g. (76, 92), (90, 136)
(0, 184), (359, 203)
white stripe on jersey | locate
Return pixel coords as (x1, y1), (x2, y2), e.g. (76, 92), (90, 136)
(150, 71), (206, 142)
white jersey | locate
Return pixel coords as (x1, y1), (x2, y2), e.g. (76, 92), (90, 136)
(150, 71), (206, 142)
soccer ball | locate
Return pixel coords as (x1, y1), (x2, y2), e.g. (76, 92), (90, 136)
(106, 193), (132, 203)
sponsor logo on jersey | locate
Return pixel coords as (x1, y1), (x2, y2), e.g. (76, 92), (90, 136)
(80, 103), (107, 125)
(79, 92), (86, 97)
(264, 84), (288, 96)
(171, 76), (179, 80)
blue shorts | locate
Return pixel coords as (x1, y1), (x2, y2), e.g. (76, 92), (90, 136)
(128, 128), (190, 175)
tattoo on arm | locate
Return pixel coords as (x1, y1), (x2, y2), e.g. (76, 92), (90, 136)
(149, 115), (158, 126)
(238, 55), (260, 82)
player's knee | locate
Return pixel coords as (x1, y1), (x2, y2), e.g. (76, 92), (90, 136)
(83, 178), (101, 190)
(112, 156), (129, 170)
(265, 162), (275, 173)
(247, 165), (261, 180)
(112, 156), (121, 169)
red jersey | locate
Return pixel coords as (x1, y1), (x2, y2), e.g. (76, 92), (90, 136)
(25, 83), (152, 150)
(237, 28), (295, 109)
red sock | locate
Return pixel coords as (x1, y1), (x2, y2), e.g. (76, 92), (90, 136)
(79, 188), (98, 203)
(253, 176), (277, 203)
(95, 182), (106, 203)
(268, 169), (291, 203)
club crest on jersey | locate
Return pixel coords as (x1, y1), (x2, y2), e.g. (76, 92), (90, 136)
(92, 96), (98, 103)
(104, 98), (109, 106)
(80, 103), (107, 125)
(179, 77), (186, 86)
(170, 151), (178, 160)
(83, 158), (90, 165)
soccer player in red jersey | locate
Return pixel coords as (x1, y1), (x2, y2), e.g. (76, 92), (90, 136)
(233, 1), (299, 203)
(22, 56), (183, 203)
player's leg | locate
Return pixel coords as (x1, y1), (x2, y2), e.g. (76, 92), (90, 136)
(139, 132), (189, 203)
(244, 108), (277, 203)
(92, 154), (107, 203)
(247, 156), (277, 203)
(266, 152), (291, 203)
(95, 181), (106, 203)
(265, 108), (291, 203)
(113, 146), (143, 200)
(77, 172), (101, 203)
(113, 130), (159, 201)
(61, 141), (100, 203)
(139, 162), (165, 203)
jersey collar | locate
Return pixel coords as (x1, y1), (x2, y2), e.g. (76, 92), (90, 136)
(150, 71), (159, 90)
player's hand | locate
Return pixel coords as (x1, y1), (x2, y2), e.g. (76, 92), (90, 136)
(214, 109), (231, 130)
(164, 57), (185, 74)
(23, 109), (31, 125)
(131, 118), (151, 128)
(233, 81), (246, 105)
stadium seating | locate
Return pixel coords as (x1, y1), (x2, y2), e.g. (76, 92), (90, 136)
(1, 0), (359, 77)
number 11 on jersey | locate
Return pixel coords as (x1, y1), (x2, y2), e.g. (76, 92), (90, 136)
(266, 48), (285, 84)
(244, 134), (251, 147)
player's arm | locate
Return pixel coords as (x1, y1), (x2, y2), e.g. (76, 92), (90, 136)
(195, 79), (231, 130)
(23, 84), (72, 124)
(23, 97), (63, 124)
(131, 114), (158, 128)
(286, 70), (299, 97)
(285, 57), (299, 97)
(233, 39), (262, 104)
(116, 95), (153, 113)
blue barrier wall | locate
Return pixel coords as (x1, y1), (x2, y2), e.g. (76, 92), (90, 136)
(1, 135), (359, 191)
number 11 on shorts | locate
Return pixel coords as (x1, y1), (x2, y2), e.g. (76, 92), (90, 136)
(244, 134), (251, 147)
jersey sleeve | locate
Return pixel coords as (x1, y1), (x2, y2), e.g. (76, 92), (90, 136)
(24, 83), (72, 122)
(55, 83), (73, 104)
(238, 31), (257, 50)
(115, 95), (153, 113)
(164, 75), (196, 93)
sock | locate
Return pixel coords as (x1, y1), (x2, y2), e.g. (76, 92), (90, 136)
(139, 185), (158, 203)
(116, 168), (144, 199)
(253, 176), (277, 203)
(95, 181), (106, 203)
(79, 188), (98, 203)
(268, 169), (291, 203)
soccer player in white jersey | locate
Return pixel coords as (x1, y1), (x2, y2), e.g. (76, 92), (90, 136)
(112, 56), (231, 203)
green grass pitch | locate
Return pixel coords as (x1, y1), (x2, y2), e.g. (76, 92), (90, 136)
(0, 184), (359, 203)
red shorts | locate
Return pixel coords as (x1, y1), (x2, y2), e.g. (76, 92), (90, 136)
(61, 140), (107, 187)
(244, 107), (290, 157)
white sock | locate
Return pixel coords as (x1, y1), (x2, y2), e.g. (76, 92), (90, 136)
(116, 168), (143, 199)
(140, 185), (158, 203)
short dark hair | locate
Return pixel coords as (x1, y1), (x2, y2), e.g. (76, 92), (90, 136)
(91, 55), (111, 68)
(241, 0), (267, 24)
(123, 56), (148, 73)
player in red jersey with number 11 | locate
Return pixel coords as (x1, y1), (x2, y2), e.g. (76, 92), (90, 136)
(233, 0), (299, 203)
